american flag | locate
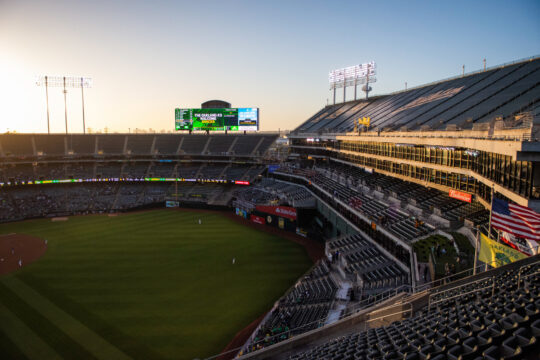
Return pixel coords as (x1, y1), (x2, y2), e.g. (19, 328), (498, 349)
(491, 198), (540, 242)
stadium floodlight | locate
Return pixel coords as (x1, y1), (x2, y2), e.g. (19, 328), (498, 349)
(329, 62), (376, 103)
(36, 76), (92, 134)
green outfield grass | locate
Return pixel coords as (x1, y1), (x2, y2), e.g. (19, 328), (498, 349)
(0, 209), (312, 360)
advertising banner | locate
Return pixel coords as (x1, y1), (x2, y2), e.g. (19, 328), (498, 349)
(250, 215), (265, 225)
(448, 189), (472, 203)
(255, 205), (297, 220)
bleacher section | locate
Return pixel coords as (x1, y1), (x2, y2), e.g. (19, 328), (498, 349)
(245, 261), (338, 353)
(243, 229), (412, 354)
(295, 57), (539, 133)
(328, 234), (409, 294)
(306, 160), (487, 231)
(0, 133), (278, 158)
(67, 134), (96, 154)
(276, 163), (436, 244)
(234, 178), (315, 208)
(34, 134), (66, 155)
(282, 257), (540, 360)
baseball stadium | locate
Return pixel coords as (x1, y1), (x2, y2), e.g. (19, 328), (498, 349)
(1, 2), (540, 360)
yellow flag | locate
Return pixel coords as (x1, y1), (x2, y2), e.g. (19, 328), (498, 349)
(478, 233), (527, 268)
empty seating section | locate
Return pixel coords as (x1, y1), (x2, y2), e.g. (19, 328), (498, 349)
(0, 134), (277, 157)
(286, 258), (540, 360)
(375, 70), (494, 130)
(246, 261), (337, 352)
(277, 163), (436, 243)
(243, 166), (264, 180)
(419, 193), (463, 213)
(67, 135), (96, 154)
(234, 179), (315, 206)
(407, 68), (518, 129)
(298, 104), (347, 132)
(1, 135), (33, 156)
(34, 134), (66, 155)
(97, 135), (125, 154)
(179, 136), (207, 154)
(234, 187), (275, 204)
(300, 160), (487, 230)
(329, 234), (408, 292)
(257, 136), (279, 154)
(154, 135), (180, 154)
(232, 136), (260, 155)
(223, 166), (246, 180)
(327, 102), (370, 133)
(294, 57), (540, 133)
(206, 135), (235, 154)
(308, 102), (357, 132)
(126, 135), (153, 154)
(244, 230), (413, 354)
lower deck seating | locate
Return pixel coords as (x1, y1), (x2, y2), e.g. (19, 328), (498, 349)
(286, 258), (540, 360)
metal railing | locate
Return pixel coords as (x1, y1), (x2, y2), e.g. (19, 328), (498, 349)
(427, 276), (495, 309)
(517, 258), (540, 289)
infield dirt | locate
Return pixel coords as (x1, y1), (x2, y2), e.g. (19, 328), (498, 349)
(0, 233), (47, 276)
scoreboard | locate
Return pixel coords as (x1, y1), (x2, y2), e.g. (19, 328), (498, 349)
(175, 108), (259, 131)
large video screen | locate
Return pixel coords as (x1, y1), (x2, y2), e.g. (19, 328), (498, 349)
(175, 108), (259, 131)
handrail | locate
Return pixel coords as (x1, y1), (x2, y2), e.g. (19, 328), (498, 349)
(428, 276), (495, 308)
(517, 258), (540, 289)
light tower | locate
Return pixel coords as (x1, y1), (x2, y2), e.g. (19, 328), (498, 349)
(36, 76), (92, 134)
(329, 62), (376, 104)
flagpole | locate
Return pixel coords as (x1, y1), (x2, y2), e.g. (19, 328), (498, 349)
(473, 227), (479, 275)
(488, 186), (495, 238)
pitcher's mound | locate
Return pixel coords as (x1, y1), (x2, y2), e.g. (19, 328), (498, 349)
(0, 234), (47, 276)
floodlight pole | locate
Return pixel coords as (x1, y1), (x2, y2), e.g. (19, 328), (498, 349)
(45, 76), (50, 134)
(63, 77), (68, 134)
(81, 77), (86, 134)
(343, 82), (346, 103)
(333, 84), (336, 105)
(354, 79), (357, 101)
(365, 66), (370, 101)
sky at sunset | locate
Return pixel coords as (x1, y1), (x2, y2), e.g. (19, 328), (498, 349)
(0, 0), (539, 133)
